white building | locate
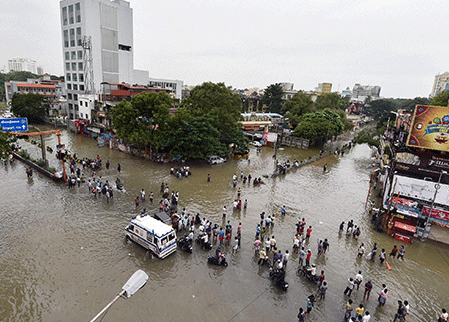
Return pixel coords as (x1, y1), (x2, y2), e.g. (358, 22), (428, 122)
(148, 78), (183, 100)
(430, 72), (449, 98)
(8, 58), (37, 74)
(60, 0), (135, 119)
(352, 84), (381, 102)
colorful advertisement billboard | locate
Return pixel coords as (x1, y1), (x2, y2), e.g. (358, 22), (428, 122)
(407, 105), (449, 152)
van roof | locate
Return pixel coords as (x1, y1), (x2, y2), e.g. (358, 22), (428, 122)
(131, 214), (174, 236)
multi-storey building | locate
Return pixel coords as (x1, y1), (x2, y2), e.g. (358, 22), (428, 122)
(5, 74), (66, 116)
(430, 72), (449, 98)
(352, 84), (381, 102)
(8, 58), (37, 74)
(316, 82), (332, 95)
(59, 0), (136, 119)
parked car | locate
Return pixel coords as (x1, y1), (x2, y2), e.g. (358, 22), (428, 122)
(250, 141), (262, 147)
(207, 155), (226, 165)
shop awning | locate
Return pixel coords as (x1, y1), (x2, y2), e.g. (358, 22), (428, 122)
(394, 221), (416, 233)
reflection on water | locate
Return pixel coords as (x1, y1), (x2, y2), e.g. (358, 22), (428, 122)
(0, 127), (448, 321)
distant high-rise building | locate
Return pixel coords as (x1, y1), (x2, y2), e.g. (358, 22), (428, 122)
(430, 72), (449, 98)
(37, 66), (44, 76)
(352, 84), (381, 102)
(316, 82), (332, 95)
(8, 58), (37, 74)
(60, 0), (137, 119)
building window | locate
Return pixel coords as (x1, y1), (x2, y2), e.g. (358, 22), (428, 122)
(65, 52), (70, 60)
(78, 62), (83, 70)
(66, 73), (71, 81)
(72, 73), (77, 81)
(68, 93), (73, 100)
(80, 113), (83, 118)
(70, 28), (75, 47)
(62, 7), (68, 26)
(79, 84), (84, 91)
(73, 84), (78, 90)
(69, 103), (73, 109)
(63, 30), (69, 48)
(71, 62), (77, 71)
(66, 63), (70, 71)
(75, 104), (79, 111)
(76, 27), (82, 46)
(71, 51), (76, 60)
(68, 5), (74, 24)
(79, 73), (84, 82)
(77, 50), (82, 59)
(74, 94), (78, 101)
(75, 2), (81, 23)
(67, 83), (72, 90)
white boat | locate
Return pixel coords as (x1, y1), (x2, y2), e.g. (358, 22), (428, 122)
(125, 214), (177, 259)
(207, 155), (226, 165)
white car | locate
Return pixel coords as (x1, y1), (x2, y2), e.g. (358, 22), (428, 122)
(207, 155), (226, 165)
(250, 141), (262, 147)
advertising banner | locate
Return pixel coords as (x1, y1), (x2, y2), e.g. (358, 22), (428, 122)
(407, 105), (449, 152)
(262, 132), (278, 143)
(393, 175), (449, 205)
(383, 197), (420, 217)
(422, 206), (449, 222)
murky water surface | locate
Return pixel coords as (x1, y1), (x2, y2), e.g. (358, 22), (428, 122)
(1, 127), (448, 321)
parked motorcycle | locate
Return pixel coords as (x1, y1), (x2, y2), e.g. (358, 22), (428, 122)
(269, 268), (289, 291)
(195, 236), (212, 250)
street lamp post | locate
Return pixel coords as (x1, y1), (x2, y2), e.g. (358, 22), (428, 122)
(423, 170), (447, 240)
(89, 270), (149, 322)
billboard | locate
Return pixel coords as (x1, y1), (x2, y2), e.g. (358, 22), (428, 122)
(262, 132), (278, 143)
(407, 105), (449, 152)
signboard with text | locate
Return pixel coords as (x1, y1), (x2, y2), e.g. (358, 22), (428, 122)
(407, 105), (449, 152)
(422, 206), (449, 222)
(0, 118), (28, 132)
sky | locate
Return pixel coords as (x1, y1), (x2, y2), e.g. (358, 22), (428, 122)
(1, 0), (448, 98)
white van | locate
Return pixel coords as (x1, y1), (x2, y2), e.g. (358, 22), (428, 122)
(125, 214), (177, 259)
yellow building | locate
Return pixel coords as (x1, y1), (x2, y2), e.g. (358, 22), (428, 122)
(316, 82), (332, 95)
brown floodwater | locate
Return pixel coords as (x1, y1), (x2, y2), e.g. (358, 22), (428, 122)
(0, 127), (448, 321)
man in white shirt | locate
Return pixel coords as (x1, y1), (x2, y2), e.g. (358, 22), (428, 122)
(362, 311), (371, 322)
(355, 271), (363, 290)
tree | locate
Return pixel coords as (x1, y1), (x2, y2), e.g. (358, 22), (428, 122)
(111, 91), (172, 151)
(261, 83), (284, 114)
(281, 91), (314, 128)
(430, 90), (449, 107)
(168, 115), (225, 160)
(0, 130), (17, 159)
(398, 97), (430, 110)
(181, 82), (245, 148)
(11, 93), (49, 123)
(314, 92), (341, 110)
(292, 109), (344, 140)
(364, 99), (397, 121)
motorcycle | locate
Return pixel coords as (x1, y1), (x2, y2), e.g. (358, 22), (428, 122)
(195, 236), (212, 250)
(298, 266), (320, 284)
(178, 237), (193, 253)
(269, 268), (289, 291)
(207, 254), (228, 267)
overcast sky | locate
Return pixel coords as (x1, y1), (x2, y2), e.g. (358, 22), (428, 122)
(1, 0), (448, 98)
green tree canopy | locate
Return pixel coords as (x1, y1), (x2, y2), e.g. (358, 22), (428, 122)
(430, 90), (449, 107)
(314, 92), (341, 110)
(261, 83), (284, 114)
(111, 91), (172, 149)
(292, 109), (344, 140)
(11, 93), (49, 123)
(168, 115), (225, 160)
(181, 82), (245, 148)
(0, 130), (17, 159)
(282, 91), (314, 118)
(398, 97), (430, 110)
(364, 98), (397, 121)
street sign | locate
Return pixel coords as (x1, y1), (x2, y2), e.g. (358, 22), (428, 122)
(0, 118), (28, 132)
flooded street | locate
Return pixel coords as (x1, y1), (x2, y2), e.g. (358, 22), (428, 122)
(1, 127), (448, 322)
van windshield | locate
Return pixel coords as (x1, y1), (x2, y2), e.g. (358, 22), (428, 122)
(168, 233), (175, 241)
